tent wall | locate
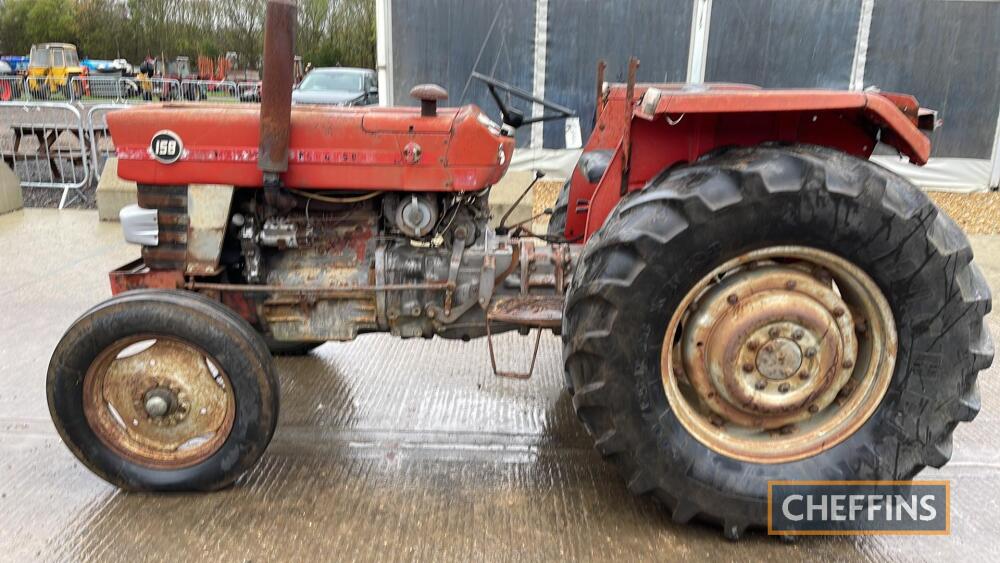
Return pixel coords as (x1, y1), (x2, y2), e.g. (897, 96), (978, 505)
(704, 0), (860, 89)
(386, 0), (1000, 189)
(389, 0), (536, 146)
(864, 0), (1000, 160)
(541, 0), (694, 148)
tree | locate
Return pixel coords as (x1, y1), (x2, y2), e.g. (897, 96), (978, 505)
(25, 0), (78, 45)
(0, 0), (376, 71)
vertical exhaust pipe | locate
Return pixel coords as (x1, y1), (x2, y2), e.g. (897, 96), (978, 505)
(259, 0), (297, 184)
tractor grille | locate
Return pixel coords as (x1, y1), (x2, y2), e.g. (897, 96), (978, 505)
(137, 184), (188, 271)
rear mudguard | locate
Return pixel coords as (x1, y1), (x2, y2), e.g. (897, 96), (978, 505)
(564, 86), (933, 241)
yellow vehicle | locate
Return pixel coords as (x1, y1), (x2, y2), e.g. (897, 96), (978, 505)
(26, 43), (85, 100)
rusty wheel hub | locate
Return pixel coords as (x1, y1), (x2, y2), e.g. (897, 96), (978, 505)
(83, 337), (236, 468)
(663, 246), (896, 463)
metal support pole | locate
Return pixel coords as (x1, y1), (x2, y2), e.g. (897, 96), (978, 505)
(686, 0), (713, 83)
(990, 104), (1000, 190)
(375, 0), (394, 107)
(530, 0), (549, 149)
(850, 0), (875, 91)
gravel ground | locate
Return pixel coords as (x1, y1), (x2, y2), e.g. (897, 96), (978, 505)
(532, 178), (1000, 235)
(928, 191), (1000, 234)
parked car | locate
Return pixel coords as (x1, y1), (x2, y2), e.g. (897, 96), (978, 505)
(291, 67), (378, 106)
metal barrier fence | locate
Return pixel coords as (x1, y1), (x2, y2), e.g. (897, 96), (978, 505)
(1, 76), (259, 104)
(21, 77), (80, 101)
(237, 81), (262, 103)
(0, 101), (90, 208)
(86, 104), (127, 184)
(180, 80), (240, 103)
(0, 76), (23, 102)
(73, 75), (122, 102)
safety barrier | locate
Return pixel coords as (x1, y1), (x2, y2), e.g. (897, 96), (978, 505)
(0, 76), (23, 102)
(180, 80), (240, 103)
(71, 75), (122, 102)
(237, 81), (262, 103)
(20, 76), (81, 101)
(0, 101), (90, 208)
(122, 77), (182, 103)
(85, 104), (128, 184)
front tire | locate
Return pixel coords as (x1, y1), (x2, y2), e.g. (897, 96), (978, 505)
(563, 144), (992, 537)
(48, 290), (280, 491)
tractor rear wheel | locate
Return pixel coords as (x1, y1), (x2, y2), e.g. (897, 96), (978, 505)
(563, 144), (992, 538)
(48, 290), (280, 491)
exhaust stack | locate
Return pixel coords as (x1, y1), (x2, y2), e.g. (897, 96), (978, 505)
(258, 0), (297, 183)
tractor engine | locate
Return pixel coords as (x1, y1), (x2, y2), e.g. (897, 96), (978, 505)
(161, 186), (574, 344)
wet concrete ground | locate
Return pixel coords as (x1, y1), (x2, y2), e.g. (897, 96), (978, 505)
(0, 208), (998, 562)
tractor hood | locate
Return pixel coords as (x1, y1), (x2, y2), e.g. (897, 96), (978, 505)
(108, 103), (514, 192)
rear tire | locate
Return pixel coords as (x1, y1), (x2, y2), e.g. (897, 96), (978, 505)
(563, 144), (993, 537)
(48, 290), (280, 491)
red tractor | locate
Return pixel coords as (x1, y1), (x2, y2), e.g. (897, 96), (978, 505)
(47, 1), (992, 538)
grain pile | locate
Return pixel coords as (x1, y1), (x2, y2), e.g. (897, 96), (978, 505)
(532, 179), (564, 232)
(532, 182), (1000, 236)
(928, 191), (1000, 235)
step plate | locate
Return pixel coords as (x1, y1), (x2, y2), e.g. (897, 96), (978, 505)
(488, 296), (563, 329)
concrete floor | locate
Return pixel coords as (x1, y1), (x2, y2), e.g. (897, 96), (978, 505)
(0, 208), (998, 562)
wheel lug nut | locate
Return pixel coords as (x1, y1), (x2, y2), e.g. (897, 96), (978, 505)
(785, 280), (797, 290)
(755, 380), (767, 390)
(798, 372), (810, 380)
(727, 294), (739, 305)
(808, 404), (820, 414)
(778, 383), (790, 393)
(746, 340), (759, 351)
(842, 359), (854, 369)
(742, 363), (755, 373)
(805, 347), (817, 358)
(833, 307), (845, 317)
(768, 327), (781, 338)
(792, 329), (804, 340)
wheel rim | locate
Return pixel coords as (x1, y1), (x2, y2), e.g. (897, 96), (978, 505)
(660, 246), (896, 464)
(83, 336), (236, 468)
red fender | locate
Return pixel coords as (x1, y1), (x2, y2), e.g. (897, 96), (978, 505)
(565, 86), (934, 242)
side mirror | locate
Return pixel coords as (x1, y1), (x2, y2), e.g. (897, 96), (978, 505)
(368, 86), (378, 96)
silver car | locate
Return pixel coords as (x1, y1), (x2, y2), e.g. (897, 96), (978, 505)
(291, 67), (378, 106)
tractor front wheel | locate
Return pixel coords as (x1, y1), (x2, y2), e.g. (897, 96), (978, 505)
(47, 290), (280, 491)
(563, 144), (992, 538)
